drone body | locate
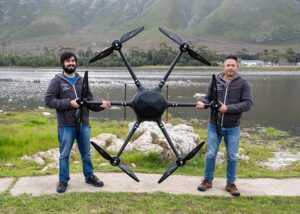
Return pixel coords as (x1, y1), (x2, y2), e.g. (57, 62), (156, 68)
(77, 27), (219, 183)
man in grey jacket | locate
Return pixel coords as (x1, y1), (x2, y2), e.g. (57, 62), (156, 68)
(45, 51), (110, 193)
(196, 55), (253, 196)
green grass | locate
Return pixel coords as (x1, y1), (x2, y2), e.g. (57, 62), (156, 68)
(1, 110), (300, 213)
(0, 192), (299, 214)
(0, 110), (300, 178)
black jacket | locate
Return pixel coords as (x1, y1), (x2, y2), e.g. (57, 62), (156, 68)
(202, 73), (253, 128)
(44, 72), (103, 127)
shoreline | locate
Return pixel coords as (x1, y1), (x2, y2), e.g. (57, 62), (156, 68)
(0, 65), (299, 71)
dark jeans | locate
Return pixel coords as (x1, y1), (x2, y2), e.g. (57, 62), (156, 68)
(58, 126), (93, 182)
(204, 123), (240, 183)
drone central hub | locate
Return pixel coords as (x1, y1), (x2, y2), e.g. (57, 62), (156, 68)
(132, 88), (167, 121)
(112, 40), (122, 50)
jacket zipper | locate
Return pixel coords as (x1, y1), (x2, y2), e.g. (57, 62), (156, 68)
(221, 84), (229, 127)
(217, 73), (238, 127)
(72, 84), (78, 98)
(58, 74), (79, 99)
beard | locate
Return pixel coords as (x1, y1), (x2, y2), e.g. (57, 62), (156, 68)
(63, 65), (77, 74)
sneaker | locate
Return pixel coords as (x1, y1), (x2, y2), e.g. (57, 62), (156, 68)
(85, 175), (104, 187)
(197, 178), (212, 192)
(56, 181), (68, 193)
(225, 182), (241, 196)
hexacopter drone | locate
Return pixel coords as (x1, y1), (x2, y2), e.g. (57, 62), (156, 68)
(76, 27), (221, 183)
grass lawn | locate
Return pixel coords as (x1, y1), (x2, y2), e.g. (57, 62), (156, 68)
(0, 192), (300, 214)
(0, 110), (299, 213)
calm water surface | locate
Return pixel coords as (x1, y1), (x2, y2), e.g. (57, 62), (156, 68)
(0, 68), (299, 136)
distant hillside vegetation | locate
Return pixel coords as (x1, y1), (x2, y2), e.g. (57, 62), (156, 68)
(0, 0), (299, 53)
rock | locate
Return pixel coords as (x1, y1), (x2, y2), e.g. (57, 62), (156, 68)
(40, 166), (48, 172)
(257, 151), (300, 170)
(130, 121), (200, 160)
(0, 110), (3, 113)
(8, 98), (13, 103)
(5, 163), (13, 167)
(93, 122), (201, 161)
(238, 154), (250, 161)
(193, 93), (206, 99)
(47, 162), (58, 169)
(133, 131), (163, 153)
(33, 156), (45, 165)
(91, 133), (133, 152)
(38, 106), (45, 110)
(42, 112), (51, 117)
(240, 132), (251, 138)
(20, 155), (32, 161)
(40, 162), (58, 172)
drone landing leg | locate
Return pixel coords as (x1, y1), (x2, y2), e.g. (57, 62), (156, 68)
(90, 121), (141, 182)
(117, 121), (140, 157)
(157, 120), (180, 158)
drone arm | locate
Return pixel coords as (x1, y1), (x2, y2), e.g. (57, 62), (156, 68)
(116, 121), (140, 157)
(167, 102), (196, 107)
(158, 51), (183, 89)
(157, 121), (180, 158)
(118, 49), (142, 89)
(85, 100), (132, 107)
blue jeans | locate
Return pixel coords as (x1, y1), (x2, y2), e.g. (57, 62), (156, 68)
(58, 126), (93, 182)
(204, 123), (240, 183)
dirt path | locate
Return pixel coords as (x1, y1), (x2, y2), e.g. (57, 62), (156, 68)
(1, 172), (299, 197)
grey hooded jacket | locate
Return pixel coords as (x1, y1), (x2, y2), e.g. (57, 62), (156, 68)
(202, 73), (253, 128)
(44, 72), (103, 127)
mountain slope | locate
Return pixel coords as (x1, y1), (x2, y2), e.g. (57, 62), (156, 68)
(0, 0), (299, 53)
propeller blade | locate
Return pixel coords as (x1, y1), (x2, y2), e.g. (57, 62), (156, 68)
(90, 141), (114, 162)
(184, 141), (205, 161)
(119, 162), (140, 182)
(159, 27), (183, 45)
(89, 46), (114, 63)
(187, 49), (211, 66)
(211, 74), (218, 101)
(158, 163), (179, 183)
(120, 26), (144, 44)
(215, 110), (221, 136)
(211, 74), (221, 136)
(81, 71), (89, 99)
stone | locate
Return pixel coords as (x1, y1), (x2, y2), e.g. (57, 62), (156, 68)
(42, 112), (51, 117)
(258, 151), (300, 169)
(5, 163), (13, 167)
(193, 93), (206, 99)
(93, 122), (201, 161)
(240, 132), (251, 138)
(91, 133), (133, 152)
(33, 156), (45, 165)
(20, 155), (32, 161)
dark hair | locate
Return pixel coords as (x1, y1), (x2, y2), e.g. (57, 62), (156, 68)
(225, 55), (238, 62)
(60, 51), (77, 65)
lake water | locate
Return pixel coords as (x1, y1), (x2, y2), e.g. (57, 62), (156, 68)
(0, 68), (299, 136)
